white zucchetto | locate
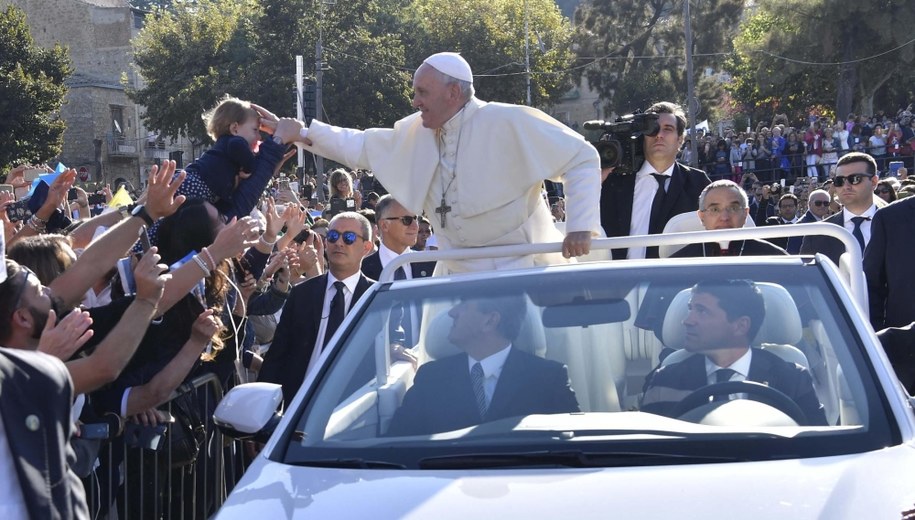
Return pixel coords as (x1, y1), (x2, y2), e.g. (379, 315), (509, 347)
(422, 52), (474, 83)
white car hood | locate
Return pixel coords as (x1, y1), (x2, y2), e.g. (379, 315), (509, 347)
(217, 445), (915, 519)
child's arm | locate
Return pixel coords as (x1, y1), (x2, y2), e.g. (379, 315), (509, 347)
(224, 138), (291, 219)
(227, 135), (257, 173)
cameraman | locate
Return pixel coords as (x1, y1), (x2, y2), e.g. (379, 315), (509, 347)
(600, 101), (711, 259)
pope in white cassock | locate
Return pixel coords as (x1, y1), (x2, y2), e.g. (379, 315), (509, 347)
(267, 52), (601, 274)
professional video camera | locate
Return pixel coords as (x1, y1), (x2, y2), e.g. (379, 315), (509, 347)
(584, 111), (660, 174)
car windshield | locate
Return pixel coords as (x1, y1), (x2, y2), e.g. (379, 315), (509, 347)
(279, 259), (897, 468)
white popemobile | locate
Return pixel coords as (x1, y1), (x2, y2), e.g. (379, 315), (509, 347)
(214, 224), (915, 519)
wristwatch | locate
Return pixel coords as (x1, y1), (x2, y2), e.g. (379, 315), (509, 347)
(130, 204), (155, 227)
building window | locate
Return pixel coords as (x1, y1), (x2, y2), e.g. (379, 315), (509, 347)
(110, 106), (125, 143)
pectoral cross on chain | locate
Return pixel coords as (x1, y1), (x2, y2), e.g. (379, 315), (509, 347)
(435, 197), (452, 228)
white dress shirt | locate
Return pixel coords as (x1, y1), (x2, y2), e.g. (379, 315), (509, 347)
(842, 204), (878, 249)
(309, 271), (363, 374)
(378, 243), (413, 280)
(704, 348), (752, 385)
(629, 161), (675, 259)
(468, 344), (513, 409)
(378, 243), (419, 344)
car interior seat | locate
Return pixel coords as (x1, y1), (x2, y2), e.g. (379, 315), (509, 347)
(658, 282), (809, 371)
(658, 210), (756, 259)
(421, 296), (548, 362)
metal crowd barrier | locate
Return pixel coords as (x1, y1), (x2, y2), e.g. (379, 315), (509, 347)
(82, 372), (250, 519)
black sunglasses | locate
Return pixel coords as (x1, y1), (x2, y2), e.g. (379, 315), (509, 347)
(811, 200), (830, 207)
(326, 229), (365, 245)
(382, 215), (419, 226)
(875, 188), (892, 194)
(833, 174), (870, 187)
(3, 269), (32, 321)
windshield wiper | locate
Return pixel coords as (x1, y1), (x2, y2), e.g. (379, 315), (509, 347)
(289, 458), (407, 469)
(418, 450), (744, 469)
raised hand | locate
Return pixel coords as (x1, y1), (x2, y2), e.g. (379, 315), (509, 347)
(42, 169), (77, 215)
(190, 308), (222, 346)
(37, 308), (94, 361)
(208, 216), (261, 261)
(263, 197), (287, 240)
(145, 160), (186, 219)
(133, 247), (170, 309)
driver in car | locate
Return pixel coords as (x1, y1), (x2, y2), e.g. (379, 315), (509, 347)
(386, 295), (580, 436)
(640, 280), (828, 425)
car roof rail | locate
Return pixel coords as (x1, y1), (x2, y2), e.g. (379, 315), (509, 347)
(381, 223), (865, 306)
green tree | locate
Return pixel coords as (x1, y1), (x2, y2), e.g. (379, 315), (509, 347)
(251, 0), (413, 129)
(128, 0), (260, 146)
(0, 5), (71, 172)
(401, 0), (576, 107)
(725, 0), (915, 124)
(572, 0), (744, 121)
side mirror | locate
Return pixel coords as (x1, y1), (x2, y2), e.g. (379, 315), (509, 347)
(214, 383), (283, 443)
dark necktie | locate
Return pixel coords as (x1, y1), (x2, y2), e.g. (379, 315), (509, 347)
(647, 173), (668, 258)
(712, 368), (737, 402)
(648, 174), (668, 231)
(850, 216), (868, 253)
(324, 281), (346, 347)
(392, 266), (414, 345)
(471, 362), (488, 417)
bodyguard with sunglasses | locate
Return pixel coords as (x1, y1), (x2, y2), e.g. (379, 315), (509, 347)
(362, 195), (436, 284)
(361, 196), (436, 351)
(259, 212), (375, 406)
(801, 152), (880, 265)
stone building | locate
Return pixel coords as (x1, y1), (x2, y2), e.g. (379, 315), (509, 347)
(3, 0), (190, 189)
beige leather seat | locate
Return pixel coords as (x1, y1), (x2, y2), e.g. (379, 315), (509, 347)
(658, 282), (808, 369)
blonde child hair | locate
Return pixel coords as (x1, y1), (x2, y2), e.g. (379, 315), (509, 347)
(202, 95), (259, 141)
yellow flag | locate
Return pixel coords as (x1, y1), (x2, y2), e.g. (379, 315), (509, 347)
(108, 186), (134, 208)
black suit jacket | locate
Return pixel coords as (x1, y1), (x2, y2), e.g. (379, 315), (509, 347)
(799, 212), (849, 266)
(866, 197), (915, 329)
(671, 239), (789, 258)
(259, 273), (373, 405)
(600, 162), (711, 259)
(0, 348), (89, 520)
(785, 210), (819, 254)
(762, 215), (795, 250)
(386, 349), (580, 436)
(876, 323), (915, 394)
(361, 250), (436, 281)
(640, 348), (827, 426)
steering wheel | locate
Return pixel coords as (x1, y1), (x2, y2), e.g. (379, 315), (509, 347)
(670, 380), (810, 425)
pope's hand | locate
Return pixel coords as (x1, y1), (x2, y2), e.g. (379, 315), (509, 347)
(562, 231), (592, 259)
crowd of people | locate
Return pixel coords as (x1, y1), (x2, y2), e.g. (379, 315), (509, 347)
(1, 50), (914, 519)
(685, 106), (915, 184)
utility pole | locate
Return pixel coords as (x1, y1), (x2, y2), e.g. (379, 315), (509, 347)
(524, 0), (531, 106)
(314, 0), (327, 202)
(295, 55), (304, 179)
(683, 0), (698, 166)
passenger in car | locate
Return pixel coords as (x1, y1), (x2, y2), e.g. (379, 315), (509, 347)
(386, 295), (580, 436)
(640, 280), (828, 425)
(671, 180), (789, 257)
(635, 180), (787, 343)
